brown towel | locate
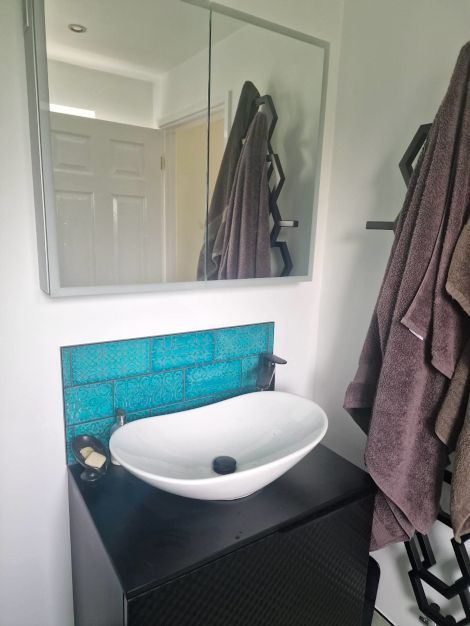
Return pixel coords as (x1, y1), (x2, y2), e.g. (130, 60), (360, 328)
(197, 81), (260, 280)
(218, 112), (271, 280)
(436, 223), (470, 541)
(436, 341), (470, 542)
(451, 405), (470, 541)
(447, 223), (470, 316)
(344, 42), (470, 550)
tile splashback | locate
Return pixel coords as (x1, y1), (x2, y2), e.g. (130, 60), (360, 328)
(61, 323), (274, 464)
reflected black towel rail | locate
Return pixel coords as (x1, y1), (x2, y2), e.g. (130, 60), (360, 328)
(255, 95), (298, 276)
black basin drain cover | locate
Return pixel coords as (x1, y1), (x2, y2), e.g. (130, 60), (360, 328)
(213, 456), (237, 475)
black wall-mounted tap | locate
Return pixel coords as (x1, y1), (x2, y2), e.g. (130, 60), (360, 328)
(256, 352), (287, 391)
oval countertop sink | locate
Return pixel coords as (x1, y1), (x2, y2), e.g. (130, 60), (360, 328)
(109, 391), (328, 500)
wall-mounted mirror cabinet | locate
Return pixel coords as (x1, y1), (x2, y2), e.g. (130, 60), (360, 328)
(23, 0), (328, 296)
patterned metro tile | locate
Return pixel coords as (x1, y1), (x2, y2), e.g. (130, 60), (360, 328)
(151, 331), (214, 372)
(185, 360), (241, 399)
(64, 382), (114, 424)
(61, 348), (72, 388)
(114, 370), (183, 413)
(241, 355), (261, 389)
(61, 323), (274, 464)
(214, 324), (271, 360)
(70, 339), (150, 385)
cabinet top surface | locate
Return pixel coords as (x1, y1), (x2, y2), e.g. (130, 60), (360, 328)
(68, 444), (374, 596)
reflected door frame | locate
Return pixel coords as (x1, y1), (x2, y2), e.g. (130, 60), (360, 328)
(159, 92), (232, 282)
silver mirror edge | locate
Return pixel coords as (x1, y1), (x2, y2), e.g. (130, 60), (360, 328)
(49, 275), (310, 299)
(181, 0), (330, 50)
(23, 0), (50, 294)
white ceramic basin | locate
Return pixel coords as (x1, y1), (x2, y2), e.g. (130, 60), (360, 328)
(109, 391), (328, 500)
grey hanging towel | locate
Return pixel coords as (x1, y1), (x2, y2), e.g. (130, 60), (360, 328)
(217, 112), (271, 280)
(435, 223), (470, 542)
(197, 81), (260, 280)
(344, 41), (470, 550)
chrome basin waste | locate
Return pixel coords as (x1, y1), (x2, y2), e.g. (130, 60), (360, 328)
(109, 391), (328, 500)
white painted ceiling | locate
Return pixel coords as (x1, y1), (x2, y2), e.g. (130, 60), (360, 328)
(45, 0), (244, 81)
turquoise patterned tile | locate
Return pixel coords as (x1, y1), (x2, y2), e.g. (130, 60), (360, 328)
(115, 370), (183, 413)
(267, 322), (274, 352)
(151, 331), (214, 372)
(154, 396), (221, 415)
(71, 339), (150, 385)
(213, 388), (253, 402)
(61, 348), (72, 387)
(66, 444), (75, 465)
(65, 426), (75, 463)
(242, 355), (260, 389)
(126, 408), (155, 423)
(74, 417), (115, 450)
(127, 396), (231, 422)
(64, 383), (113, 424)
(185, 361), (241, 399)
(65, 426), (74, 443)
(61, 325), (272, 464)
(215, 324), (269, 360)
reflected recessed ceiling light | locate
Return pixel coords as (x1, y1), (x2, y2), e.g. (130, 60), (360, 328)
(68, 23), (87, 33)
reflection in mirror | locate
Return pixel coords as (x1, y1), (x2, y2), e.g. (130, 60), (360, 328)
(44, 0), (218, 287)
(201, 11), (325, 280)
(26, 0), (327, 294)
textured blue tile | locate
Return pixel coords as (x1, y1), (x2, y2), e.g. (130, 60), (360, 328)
(71, 339), (150, 385)
(151, 331), (214, 372)
(154, 397), (219, 415)
(126, 408), (155, 423)
(115, 370), (183, 413)
(65, 426), (74, 443)
(74, 417), (115, 450)
(66, 444), (75, 465)
(65, 426), (75, 464)
(267, 322), (275, 352)
(185, 361), (241, 400)
(61, 349), (72, 387)
(213, 388), (255, 403)
(215, 324), (269, 360)
(242, 355), (260, 389)
(64, 383), (114, 425)
(127, 390), (254, 424)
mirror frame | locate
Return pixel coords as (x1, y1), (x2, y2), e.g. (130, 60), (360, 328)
(23, 0), (330, 297)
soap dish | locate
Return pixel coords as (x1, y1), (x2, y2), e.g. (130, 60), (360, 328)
(71, 435), (109, 482)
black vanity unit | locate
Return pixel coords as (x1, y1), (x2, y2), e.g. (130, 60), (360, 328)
(68, 445), (374, 626)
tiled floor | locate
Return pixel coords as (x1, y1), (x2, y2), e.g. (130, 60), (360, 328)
(372, 610), (392, 625)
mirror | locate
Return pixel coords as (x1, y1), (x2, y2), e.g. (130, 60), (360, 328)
(205, 11), (326, 281)
(24, 0), (328, 296)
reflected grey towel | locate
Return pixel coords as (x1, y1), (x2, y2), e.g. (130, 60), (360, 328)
(218, 112), (271, 280)
(197, 81), (260, 280)
(344, 42), (470, 550)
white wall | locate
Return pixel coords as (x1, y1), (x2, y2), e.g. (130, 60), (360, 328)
(314, 1), (470, 624)
(47, 59), (155, 127)
(0, 0), (343, 624)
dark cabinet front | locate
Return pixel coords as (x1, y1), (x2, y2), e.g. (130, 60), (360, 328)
(68, 446), (374, 626)
(127, 496), (372, 626)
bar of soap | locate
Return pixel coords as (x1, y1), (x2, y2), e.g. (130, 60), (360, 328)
(80, 446), (94, 460)
(84, 451), (106, 469)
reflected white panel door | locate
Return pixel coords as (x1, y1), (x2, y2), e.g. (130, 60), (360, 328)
(50, 113), (163, 287)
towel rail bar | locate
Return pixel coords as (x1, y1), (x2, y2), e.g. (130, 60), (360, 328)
(366, 123), (431, 231)
(256, 94), (298, 276)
